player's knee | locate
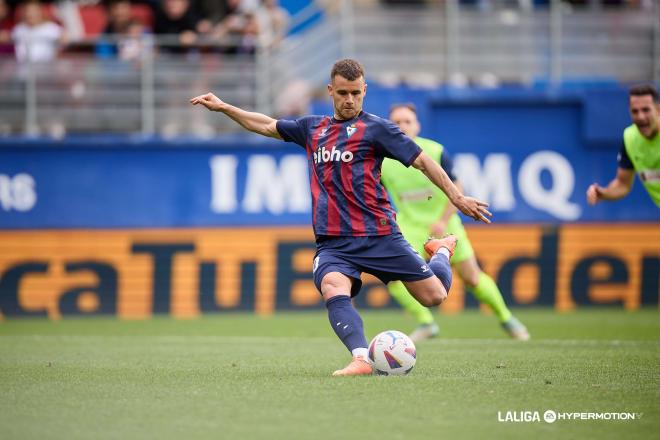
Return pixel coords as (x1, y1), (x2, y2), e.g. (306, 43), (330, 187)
(458, 260), (480, 288)
(320, 272), (352, 297)
(463, 273), (479, 289)
(431, 289), (448, 306)
(419, 288), (447, 307)
(406, 278), (447, 306)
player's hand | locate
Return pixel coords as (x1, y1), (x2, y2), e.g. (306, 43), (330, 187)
(586, 183), (603, 205)
(456, 195), (492, 224)
(190, 92), (226, 112)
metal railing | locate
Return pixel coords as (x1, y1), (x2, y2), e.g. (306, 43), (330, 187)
(0, 0), (658, 137)
(1, 34), (258, 137)
(349, 0), (658, 87)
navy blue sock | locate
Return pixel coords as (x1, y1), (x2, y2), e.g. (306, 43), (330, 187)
(429, 253), (453, 292)
(325, 295), (368, 353)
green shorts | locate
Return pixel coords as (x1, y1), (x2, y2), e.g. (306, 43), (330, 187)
(398, 214), (474, 264)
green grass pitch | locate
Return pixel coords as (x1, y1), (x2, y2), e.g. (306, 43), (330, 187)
(1, 308), (658, 439)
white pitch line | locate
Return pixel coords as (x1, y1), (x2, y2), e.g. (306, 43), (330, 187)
(0, 335), (658, 346)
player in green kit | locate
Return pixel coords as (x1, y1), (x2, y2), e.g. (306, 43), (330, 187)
(587, 84), (660, 207)
(381, 103), (530, 342)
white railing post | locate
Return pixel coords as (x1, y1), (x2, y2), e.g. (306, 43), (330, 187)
(445, 0), (459, 82)
(140, 35), (155, 136)
(25, 38), (38, 136)
(255, 39), (272, 116)
(550, 0), (563, 86)
(654, 0), (660, 81)
(340, 0), (355, 59)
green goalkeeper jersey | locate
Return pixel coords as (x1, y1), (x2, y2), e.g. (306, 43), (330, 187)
(623, 124), (660, 206)
(381, 136), (451, 228)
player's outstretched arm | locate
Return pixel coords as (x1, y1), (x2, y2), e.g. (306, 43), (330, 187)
(190, 92), (282, 139)
(412, 152), (492, 224)
(586, 168), (634, 205)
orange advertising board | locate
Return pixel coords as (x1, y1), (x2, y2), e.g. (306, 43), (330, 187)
(0, 224), (658, 319)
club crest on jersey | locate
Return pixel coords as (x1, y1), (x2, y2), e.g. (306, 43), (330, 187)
(314, 145), (354, 164)
(346, 124), (357, 138)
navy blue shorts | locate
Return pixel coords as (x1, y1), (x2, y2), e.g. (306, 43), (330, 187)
(312, 233), (434, 297)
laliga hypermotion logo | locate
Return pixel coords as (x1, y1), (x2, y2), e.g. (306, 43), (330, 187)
(314, 145), (354, 164)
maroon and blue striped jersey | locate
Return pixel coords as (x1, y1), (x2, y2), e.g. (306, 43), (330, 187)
(276, 111), (422, 237)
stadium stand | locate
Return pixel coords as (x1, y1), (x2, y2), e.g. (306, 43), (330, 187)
(0, 0), (657, 136)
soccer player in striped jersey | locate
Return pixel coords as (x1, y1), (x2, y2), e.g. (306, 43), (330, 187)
(382, 103), (529, 342)
(191, 59), (491, 376)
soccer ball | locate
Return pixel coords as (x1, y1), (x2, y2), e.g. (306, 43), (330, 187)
(368, 330), (417, 376)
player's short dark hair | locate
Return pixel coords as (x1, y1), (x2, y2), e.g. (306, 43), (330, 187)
(389, 102), (417, 116)
(330, 59), (365, 82)
(629, 84), (659, 102)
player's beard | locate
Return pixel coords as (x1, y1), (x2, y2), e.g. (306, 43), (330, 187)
(637, 122), (658, 139)
(340, 107), (357, 120)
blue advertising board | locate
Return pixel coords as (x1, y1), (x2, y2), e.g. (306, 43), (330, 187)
(0, 91), (658, 229)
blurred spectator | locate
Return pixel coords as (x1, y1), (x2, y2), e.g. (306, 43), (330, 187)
(457, 0), (544, 9)
(192, 0), (227, 24)
(275, 78), (311, 118)
(190, 0), (231, 34)
(0, 0), (14, 54)
(212, 0), (260, 54)
(566, 0), (647, 7)
(11, 0), (65, 63)
(211, 0), (242, 28)
(380, 0), (425, 5)
(153, 0), (199, 52)
(56, 0), (85, 41)
(104, 0), (137, 34)
(256, 0), (289, 49)
(458, 0), (645, 8)
(96, 0), (147, 60)
(239, 9), (258, 53)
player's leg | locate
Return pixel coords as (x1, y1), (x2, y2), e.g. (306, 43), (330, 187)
(313, 242), (373, 376)
(457, 256), (511, 322)
(388, 280), (437, 337)
(395, 234), (457, 336)
(447, 217), (530, 340)
(422, 233), (457, 294)
(457, 259), (529, 340)
(402, 275), (447, 307)
(402, 229), (458, 306)
(389, 279), (435, 323)
(447, 216), (511, 321)
(386, 224), (438, 339)
(364, 233), (449, 307)
(396, 233), (457, 307)
(321, 272), (369, 359)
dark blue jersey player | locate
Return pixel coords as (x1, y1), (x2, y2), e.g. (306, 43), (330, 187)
(191, 59), (491, 376)
(277, 111), (418, 237)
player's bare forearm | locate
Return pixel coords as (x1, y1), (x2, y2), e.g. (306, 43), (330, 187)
(412, 152), (460, 200)
(412, 152), (467, 210)
(441, 181), (461, 221)
(412, 152), (492, 223)
(224, 106), (281, 139)
(602, 181), (631, 200)
(587, 168), (634, 205)
(190, 92), (282, 139)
